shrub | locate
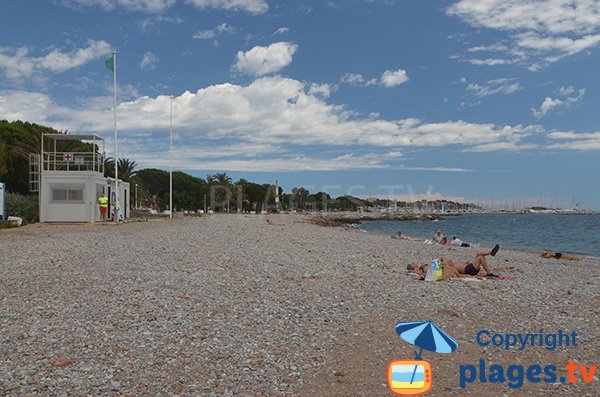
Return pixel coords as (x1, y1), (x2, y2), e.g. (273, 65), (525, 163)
(5, 192), (38, 224)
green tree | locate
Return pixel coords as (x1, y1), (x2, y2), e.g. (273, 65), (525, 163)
(213, 172), (232, 212)
(117, 158), (137, 182)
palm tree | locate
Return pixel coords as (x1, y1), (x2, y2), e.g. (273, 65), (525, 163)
(117, 158), (137, 182)
(214, 172), (232, 212)
(104, 157), (115, 178)
(103, 157), (137, 182)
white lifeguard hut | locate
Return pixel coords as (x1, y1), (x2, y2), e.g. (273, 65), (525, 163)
(35, 133), (130, 223)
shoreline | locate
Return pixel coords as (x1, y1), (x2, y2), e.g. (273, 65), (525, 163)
(332, 212), (600, 259)
(348, 223), (600, 260)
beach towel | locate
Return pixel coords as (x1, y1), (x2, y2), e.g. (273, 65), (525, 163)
(451, 275), (518, 281)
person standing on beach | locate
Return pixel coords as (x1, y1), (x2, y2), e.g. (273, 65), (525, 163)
(98, 192), (108, 223)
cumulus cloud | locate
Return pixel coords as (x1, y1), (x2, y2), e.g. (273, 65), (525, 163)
(447, 0), (600, 68)
(531, 86), (585, 118)
(0, 40), (112, 80)
(233, 42), (298, 77)
(464, 77), (522, 97)
(341, 69), (408, 88)
(308, 83), (333, 97)
(193, 23), (235, 40)
(185, 0), (268, 14)
(139, 51), (159, 69)
(0, 76), (542, 151)
(380, 69), (409, 87)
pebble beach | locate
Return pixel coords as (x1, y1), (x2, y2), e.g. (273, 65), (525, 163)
(1, 214), (599, 396)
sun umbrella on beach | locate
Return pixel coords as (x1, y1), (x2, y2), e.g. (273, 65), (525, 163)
(395, 321), (458, 384)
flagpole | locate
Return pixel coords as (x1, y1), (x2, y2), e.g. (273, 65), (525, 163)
(113, 51), (119, 224)
(169, 95), (173, 219)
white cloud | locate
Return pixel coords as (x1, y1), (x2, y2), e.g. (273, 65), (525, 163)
(531, 86), (585, 118)
(532, 97), (564, 118)
(273, 27), (289, 36)
(140, 15), (183, 31)
(341, 73), (367, 86)
(448, 0), (600, 35)
(185, 0), (268, 14)
(341, 69), (408, 88)
(233, 42), (298, 77)
(308, 83), (333, 98)
(466, 142), (538, 152)
(139, 51), (159, 69)
(546, 130), (600, 150)
(465, 78), (522, 97)
(467, 58), (514, 66)
(60, 0), (177, 12)
(448, 0), (600, 68)
(149, 153), (391, 172)
(0, 77), (544, 155)
(60, 0), (268, 14)
(0, 40), (112, 81)
(193, 23), (235, 40)
(380, 69), (409, 87)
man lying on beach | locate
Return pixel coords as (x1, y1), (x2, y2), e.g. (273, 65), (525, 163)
(266, 219), (286, 226)
(407, 245), (500, 277)
(540, 251), (582, 261)
(392, 231), (421, 241)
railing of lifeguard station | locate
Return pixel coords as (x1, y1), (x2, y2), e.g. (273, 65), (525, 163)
(42, 151), (105, 174)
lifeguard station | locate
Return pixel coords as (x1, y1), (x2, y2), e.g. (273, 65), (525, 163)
(34, 133), (130, 223)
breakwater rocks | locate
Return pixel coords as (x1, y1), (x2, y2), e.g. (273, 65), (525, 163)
(308, 212), (452, 227)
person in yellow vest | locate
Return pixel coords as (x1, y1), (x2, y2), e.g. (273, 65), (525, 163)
(98, 192), (109, 223)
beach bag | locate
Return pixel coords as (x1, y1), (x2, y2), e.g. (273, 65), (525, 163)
(424, 259), (444, 282)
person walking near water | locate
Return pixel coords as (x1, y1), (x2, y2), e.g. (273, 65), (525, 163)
(98, 192), (109, 224)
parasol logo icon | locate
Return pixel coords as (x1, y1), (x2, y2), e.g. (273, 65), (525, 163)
(387, 321), (458, 396)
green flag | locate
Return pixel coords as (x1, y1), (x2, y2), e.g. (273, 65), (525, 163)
(105, 56), (114, 72)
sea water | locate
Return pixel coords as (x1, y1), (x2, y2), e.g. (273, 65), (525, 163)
(358, 213), (600, 257)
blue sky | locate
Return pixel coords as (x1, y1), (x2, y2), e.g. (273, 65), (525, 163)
(1, 0), (599, 209)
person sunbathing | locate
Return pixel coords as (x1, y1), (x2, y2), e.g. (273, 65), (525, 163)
(392, 231), (421, 241)
(266, 219), (286, 226)
(442, 245), (499, 276)
(407, 244), (500, 277)
(540, 251), (581, 261)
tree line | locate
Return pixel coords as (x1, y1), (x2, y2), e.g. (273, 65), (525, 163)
(1, 120), (372, 214)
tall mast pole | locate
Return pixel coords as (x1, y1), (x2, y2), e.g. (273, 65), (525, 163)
(169, 95), (173, 219)
(113, 51), (119, 223)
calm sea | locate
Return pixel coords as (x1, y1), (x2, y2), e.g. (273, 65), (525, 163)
(357, 213), (600, 257)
